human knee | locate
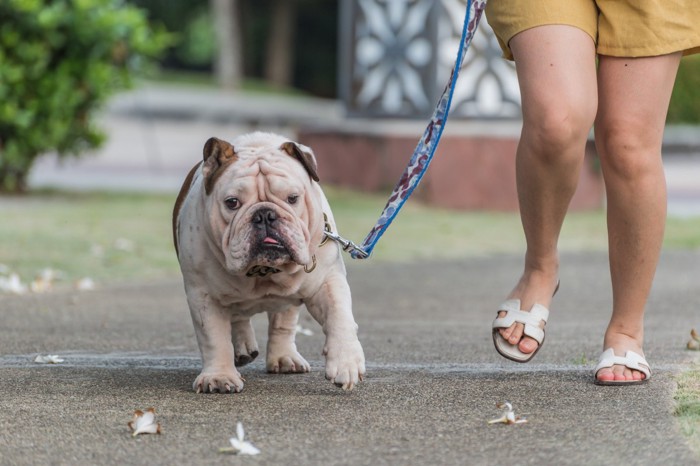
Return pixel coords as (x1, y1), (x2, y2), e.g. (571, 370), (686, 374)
(595, 123), (662, 179)
(523, 108), (592, 163)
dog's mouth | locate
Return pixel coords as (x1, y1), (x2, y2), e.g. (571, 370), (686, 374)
(248, 230), (293, 264)
(261, 235), (285, 249)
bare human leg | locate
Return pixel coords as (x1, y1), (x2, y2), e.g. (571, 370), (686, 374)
(594, 53), (681, 382)
(494, 25), (598, 357)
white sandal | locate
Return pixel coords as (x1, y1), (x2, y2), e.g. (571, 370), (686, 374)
(492, 299), (550, 363)
(594, 348), (651, 385)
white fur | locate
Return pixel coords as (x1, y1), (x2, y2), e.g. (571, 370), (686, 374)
(175, 132), (365, 393)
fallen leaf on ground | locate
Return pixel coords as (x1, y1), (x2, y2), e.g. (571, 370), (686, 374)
(688, 328), (700, 350)
(34, 355), (65, 364)
(128, 408), (161, 437)
(219, 422), (261, 456)
(30, 268), (63, 293)
(488, 401), (528, 425)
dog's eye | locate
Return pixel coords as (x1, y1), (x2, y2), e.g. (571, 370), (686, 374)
(224, 197), (240, 210)
(287, 194), (299, 205)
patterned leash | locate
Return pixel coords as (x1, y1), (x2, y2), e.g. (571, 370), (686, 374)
(325, 0), (488, 260)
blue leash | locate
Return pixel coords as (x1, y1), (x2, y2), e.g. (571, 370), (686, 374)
(326, 0), (488, 260)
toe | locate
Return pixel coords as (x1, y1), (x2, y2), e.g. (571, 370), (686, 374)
(508, 324), (524, 345)
(596, 368), (615, 382)
(518, 336), (539, 354)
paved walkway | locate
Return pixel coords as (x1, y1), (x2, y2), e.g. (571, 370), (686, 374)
(1, 252), (699, 465)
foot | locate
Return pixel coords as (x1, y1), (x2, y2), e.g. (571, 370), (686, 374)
(497, 272), (559, 355)
(595, 333), (647, 383)
(193, 368), (245, 393)
(266, 341), (310, 373)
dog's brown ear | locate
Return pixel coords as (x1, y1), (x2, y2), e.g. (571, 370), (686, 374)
(202, 137), (237, 194)
(280, 141), (320, 182)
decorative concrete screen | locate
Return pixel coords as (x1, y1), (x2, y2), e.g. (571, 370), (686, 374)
(339, 0), (521, 119)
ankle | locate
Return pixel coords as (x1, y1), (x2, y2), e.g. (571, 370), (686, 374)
(603, 329), (644, 353)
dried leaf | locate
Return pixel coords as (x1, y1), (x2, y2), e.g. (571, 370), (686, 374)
(34, 354), (65, 364)
(128, 408), (161, 437)
(219, 422), (261, 456)
(30, 268), (61, 293)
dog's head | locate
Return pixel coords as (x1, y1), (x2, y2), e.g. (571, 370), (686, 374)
(200, 132), (323, 275)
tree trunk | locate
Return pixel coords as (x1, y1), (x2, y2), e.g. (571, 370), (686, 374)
(210, 0), (243, 90)
(265, 0), (297, 88)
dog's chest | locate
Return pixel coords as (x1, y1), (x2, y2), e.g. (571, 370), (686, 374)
(223, 293), (305, 316)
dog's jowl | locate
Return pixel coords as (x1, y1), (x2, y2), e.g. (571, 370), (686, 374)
(173, 132), (365, 393)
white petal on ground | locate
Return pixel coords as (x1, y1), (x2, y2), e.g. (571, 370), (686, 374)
(128, 408), (161, 437)
(488, 401), (528, 425)
(34, 355), (65, 364)
(74, 277), (96, 291)
(0, 273), (28, 294)
(220, 422), (261, 455)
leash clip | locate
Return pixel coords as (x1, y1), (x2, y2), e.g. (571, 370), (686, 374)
(323, 230), (369, 259)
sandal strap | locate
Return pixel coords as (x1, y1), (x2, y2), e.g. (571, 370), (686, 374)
(594, 348), (651, 379)
(492, 299), (549, 344)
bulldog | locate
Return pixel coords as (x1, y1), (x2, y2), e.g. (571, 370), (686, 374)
(173, 132), (365, 393)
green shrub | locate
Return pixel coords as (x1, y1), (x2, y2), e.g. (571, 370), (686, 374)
(668, 55), (700, 124)
(0, 0), (171, 193)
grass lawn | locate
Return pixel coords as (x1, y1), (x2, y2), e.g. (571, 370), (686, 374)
(675, 364), (700, 456)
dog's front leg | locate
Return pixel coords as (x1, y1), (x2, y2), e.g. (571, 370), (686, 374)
(266, 306), (310, 374)
(305, 273), (365, 390)
(187, 290), (244, 393)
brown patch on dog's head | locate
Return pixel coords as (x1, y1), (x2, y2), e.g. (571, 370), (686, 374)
(202, 137), (238, 195)
(280, 141), (320, 182)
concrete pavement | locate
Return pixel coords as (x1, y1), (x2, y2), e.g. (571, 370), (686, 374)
(1, 252), (700, 465)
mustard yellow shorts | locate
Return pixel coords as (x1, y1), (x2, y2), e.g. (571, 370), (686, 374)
(485, 0), (700, 60)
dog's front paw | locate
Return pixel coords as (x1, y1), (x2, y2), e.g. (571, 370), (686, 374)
(266, 343), (311, 374)
(323, 339), (365, 391)
(193, 369), (245, 394)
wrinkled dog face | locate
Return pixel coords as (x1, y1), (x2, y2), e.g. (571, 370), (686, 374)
(201, 134), (322, 274)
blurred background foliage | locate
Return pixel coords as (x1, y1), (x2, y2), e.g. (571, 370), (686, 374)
(129, 0), (339, 97)
(669, 55), (700, 124)
(0, 0), (171, 192)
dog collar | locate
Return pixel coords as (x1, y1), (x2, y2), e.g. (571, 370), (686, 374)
(246, 265), (281, 277)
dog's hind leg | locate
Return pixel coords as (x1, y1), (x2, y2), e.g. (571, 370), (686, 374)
(231, 318), (259, 367)
(266, 306), (311, 374)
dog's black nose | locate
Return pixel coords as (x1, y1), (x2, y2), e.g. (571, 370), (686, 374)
(252, 208), (277, 225)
